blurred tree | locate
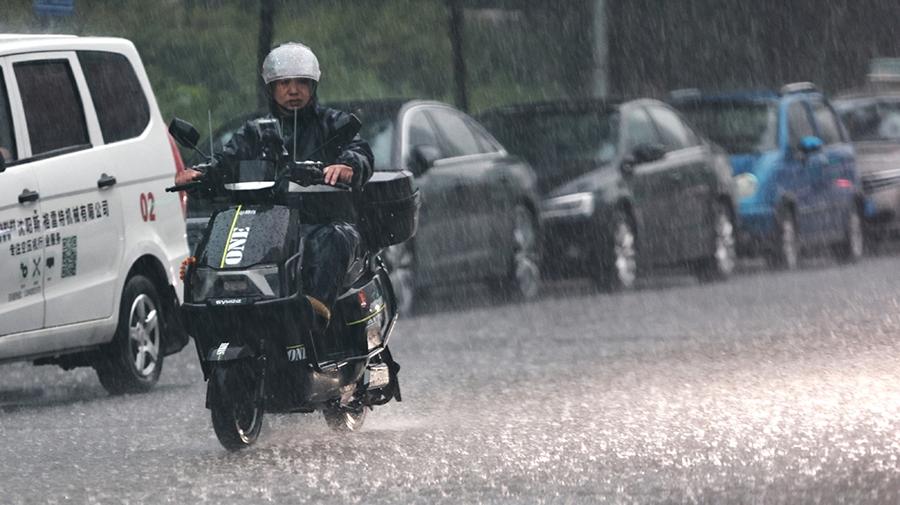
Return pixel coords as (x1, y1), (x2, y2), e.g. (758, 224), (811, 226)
(3, 0), (899, 134)
(257, 0), (275, 109)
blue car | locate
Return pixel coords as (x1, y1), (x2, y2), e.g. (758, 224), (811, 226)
(671, 83), (865, 268)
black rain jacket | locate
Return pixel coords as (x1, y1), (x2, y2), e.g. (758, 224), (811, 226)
(215, 99), (374, 224)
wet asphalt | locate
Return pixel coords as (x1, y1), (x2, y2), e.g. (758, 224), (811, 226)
(1, 251), (900, 504)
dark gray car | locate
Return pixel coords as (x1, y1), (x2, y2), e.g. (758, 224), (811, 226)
(479, 98), (737, 288)
(333, 99), (542, 313)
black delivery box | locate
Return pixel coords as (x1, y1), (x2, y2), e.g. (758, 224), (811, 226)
(356, 170), (420, 248)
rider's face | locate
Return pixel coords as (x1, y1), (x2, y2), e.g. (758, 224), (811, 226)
(272, 78), (313, 111)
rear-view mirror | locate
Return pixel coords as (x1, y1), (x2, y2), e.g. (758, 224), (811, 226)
(333, 113), (362, 145)
(410, 145), (441, 176)
(169, 118), (201, 150)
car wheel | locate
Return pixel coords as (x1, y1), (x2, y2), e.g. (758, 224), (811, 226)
(765, 209), (798, 270)
(492, 205), (540, 301)
(595, 210), (638, 291)
(695, 201), (736, 282)
(385, 242), (418, 315)
(322, 403), (367, 432)
(94, 274), (164, 395)
(208, 363), (264, 451)
(833, 206), (864, 263)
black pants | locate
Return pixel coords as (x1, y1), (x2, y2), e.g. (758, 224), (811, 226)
(300, 222), (362, 310)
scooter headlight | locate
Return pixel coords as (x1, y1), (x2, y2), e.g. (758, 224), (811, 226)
(190, 265), (281, 301)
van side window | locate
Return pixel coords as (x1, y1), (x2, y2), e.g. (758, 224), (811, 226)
(787, 101), (814, 149)
(78, 51), (150, 143)
(14, 60), (89, 156)
(0, 70), (16, 162)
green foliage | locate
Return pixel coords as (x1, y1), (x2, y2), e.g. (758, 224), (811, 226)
(276, 0), (455, 103)
(0, 0), (577, 134)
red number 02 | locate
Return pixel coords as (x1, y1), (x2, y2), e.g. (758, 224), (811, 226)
(139, 192), (157, 222)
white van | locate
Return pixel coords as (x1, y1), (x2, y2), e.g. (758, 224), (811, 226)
(0, 35), (189, 394)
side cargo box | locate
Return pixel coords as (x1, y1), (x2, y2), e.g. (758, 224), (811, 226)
(357, 170), (420, 248)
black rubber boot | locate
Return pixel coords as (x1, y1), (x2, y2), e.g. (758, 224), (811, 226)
(306, 295), (332, 335)
(285, 296), (315, 362)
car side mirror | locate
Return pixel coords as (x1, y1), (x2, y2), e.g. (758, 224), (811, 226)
(798, 135), (823, 154)
(620, 154), (636, 177)
(169, 117), (201, 150)
(409, 144), (441, 176)
(0, 151), (6, 173)
(631, 143), (666, 164)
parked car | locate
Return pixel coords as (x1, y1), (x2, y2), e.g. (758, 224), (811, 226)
(331, 99), (541, 313)
(671, 83), (865, 268)
(478, 98), (737, 288)
(833, 91), (900, 239)
(0, 35), (190, 393)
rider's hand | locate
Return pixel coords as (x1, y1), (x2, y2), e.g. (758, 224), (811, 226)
(175, 168), (203, 185)
(323, 164), (353, 185)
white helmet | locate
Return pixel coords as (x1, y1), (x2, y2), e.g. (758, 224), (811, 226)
(261, 42), (321, 84)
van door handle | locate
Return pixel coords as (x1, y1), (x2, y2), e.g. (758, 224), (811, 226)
(18, 189), (39, 204)
(97, 173), (117, 189)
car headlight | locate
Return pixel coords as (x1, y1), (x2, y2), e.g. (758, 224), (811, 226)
(734, 173), (759, 199)
(541, 192), (596, 219)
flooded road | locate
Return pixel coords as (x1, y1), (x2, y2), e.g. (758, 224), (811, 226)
(2, 255), (900, 503)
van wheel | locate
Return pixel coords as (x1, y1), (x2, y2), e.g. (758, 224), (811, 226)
(695, 201), (736, 282)
(323, 403), (367, 432)
(385, 242), (418, 315)
(94, 275), (164, 395)
(765, 210), (798, 270)
(594, 210), (638, 291)
(491, 205), (540, 301)
(833, 207), (864, 263)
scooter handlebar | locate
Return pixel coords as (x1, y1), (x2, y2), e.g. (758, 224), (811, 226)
(287, 161), (351, 191)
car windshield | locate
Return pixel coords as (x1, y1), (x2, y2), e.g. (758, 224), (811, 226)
(360, 118), (394, 171)
(838, 99), (900, 141)
(328, 102), (398, 171)
(486, 108), (619, 169)
(678, 101), (777, 153)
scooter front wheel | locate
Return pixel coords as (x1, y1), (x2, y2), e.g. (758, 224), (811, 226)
(208, 363), (264, 450)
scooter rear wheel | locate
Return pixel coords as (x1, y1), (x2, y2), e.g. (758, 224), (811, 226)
(209, 364), (264, 451)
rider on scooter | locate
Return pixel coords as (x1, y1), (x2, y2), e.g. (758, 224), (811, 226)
(176, 42), (374, 356)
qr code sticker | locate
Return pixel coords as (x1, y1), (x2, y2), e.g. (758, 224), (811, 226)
(62, 236), (77, 278)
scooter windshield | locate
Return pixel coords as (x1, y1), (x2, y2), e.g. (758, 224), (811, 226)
(223, 160), (277, 190)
